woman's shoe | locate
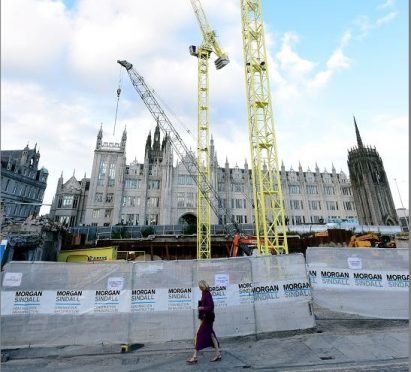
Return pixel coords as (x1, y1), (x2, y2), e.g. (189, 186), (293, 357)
(210, 354), (222, 362)
(186, 357), (198, 364)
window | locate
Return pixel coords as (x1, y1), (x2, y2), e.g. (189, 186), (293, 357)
(73, 197), (79, 209)
(146, 214), (158, 225)
(294, 216), (304, 224)
(62, 195), (74, 207)
(343, 201), (355, 211)
(148, 180), (160, 190)
(104, 209), (112, 218)
(310, 215), (322, 223)
(57, 197), (62, 208)
(125, 179), (138, 189)
(290, 200), (303, 210)
(178, 175), (194, 185)
(218, 183), (225, 192)
(127, 214), (135, 224)
(235, 199), (244, 209)
(98, 160), (107, 181)
(186, 192), (194, 208)
(109, 163), (116, 180)
(288, 185), (300, 194)
(148, 197), (159, 208)
(95, 193), (103, 203)
(218, 198), (226, 208)
(92, 209), (100, 219)
(324, 186), (335, 195)
(326, 201), (338, 211)
(306, 185), (318, 194)
(308, 200), (321, 210)
(106, 193), (114, 203)
(3, 179), (10, 191)
(122, 196), (136, 207)
(59, 216), (70, 225)
(177, 192), (185, 207)
(341, 187), (352, 196)
(236, 215), (244, 223)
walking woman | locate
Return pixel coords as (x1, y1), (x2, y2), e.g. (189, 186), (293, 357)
(186, 280), (221, 364)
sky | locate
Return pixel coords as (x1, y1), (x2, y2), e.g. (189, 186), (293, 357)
(1, 0), (409, 216)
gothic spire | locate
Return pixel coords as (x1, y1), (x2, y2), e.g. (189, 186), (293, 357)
(354, 115), (364, 148)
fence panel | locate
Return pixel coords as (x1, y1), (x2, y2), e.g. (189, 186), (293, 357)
(306, 247), (409, 319)
(1, 255), (315, 348)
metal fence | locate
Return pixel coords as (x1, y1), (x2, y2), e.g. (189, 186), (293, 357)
(69, 224), (402, 243)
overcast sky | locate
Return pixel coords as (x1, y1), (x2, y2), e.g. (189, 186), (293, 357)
(2, 0), (408, 215)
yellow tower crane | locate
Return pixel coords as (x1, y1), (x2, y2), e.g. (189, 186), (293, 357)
(239, 0), (288, 255)
(189, 0), (229, 259)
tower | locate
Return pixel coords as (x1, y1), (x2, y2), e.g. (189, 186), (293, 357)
(347, 117), (398, 225)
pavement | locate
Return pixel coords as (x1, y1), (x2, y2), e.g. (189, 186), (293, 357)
(1, 307), (409, 371)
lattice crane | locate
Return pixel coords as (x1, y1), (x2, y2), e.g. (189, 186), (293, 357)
(117, 60), (236, 244)
(189, 0), (230, 259)
(239, 0), (288, 255)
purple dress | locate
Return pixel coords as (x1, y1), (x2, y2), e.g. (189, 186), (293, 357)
(195, 290), (219, 351)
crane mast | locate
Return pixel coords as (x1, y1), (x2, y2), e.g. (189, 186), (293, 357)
(117, 60), (235, 238)
(189, 0), (229, 259)
(239, 0), (288, 255)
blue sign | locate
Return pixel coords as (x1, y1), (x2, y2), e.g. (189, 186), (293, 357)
(0, 240), (8, 265)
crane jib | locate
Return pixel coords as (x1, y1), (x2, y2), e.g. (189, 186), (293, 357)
(117, 59), (232, 224)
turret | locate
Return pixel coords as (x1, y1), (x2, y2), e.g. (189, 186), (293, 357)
(153, 122), (161, 151)
(21, 143), (29, 166)
(121, 126), (127, 151)
(96, 124), (103, 150)
(145, 131), (152, 158)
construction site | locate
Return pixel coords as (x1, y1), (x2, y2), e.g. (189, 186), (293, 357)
(1, 0), (409, 370)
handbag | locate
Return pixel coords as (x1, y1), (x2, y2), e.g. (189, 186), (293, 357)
(204, 311), (215, 323)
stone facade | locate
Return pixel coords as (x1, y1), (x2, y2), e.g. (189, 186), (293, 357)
(347, 117), (398, 226)
(1, 144), (48, 221)
(50, 125), (358, 227)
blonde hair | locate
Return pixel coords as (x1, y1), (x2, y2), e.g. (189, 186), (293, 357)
(198, 280), (210, 291)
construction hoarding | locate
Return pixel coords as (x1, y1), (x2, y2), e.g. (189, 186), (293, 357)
(1, 254), (314, 348)
(306, 247), (409, 319)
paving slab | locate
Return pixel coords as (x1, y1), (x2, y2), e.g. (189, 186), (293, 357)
(1, 308), (408, 371)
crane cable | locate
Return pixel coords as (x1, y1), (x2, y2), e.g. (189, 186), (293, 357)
(113, 66), (123, 135)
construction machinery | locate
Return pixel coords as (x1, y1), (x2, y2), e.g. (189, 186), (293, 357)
(230, 231), (257, 257)
(189, 0), (230, 259)
(348, 233), (396, 248)
(239, 0), (288, 255)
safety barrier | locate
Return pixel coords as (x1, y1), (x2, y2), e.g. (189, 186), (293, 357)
(1, 254), (314, 348)
(306, 247), (409, 319)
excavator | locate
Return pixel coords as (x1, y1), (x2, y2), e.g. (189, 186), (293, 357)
(230, 230), (257, 257)
(229, 227), (288, 257)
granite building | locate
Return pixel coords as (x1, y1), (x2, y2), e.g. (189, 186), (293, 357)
(1, 144), (48, 221)
(50, 124), (358, 227)
(347, 117), (398, 226)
